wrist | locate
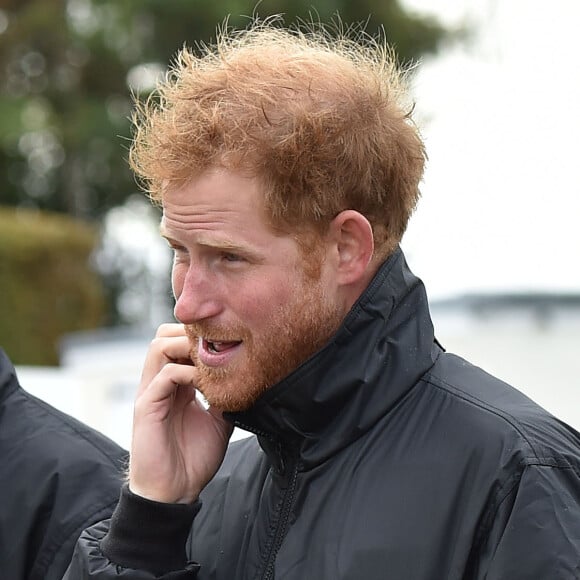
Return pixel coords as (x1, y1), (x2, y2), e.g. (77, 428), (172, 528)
(128, 479), (201, 505)
(101, 483), (200, 575)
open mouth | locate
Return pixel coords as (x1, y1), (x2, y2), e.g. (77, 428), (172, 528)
(196, 336), (243, 367)
(204, 339), (242, 354)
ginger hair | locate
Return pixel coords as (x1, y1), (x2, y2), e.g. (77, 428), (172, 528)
(130, 20), (426, 259)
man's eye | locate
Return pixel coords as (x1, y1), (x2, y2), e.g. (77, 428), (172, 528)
(222, 252), (243, 263)
(169, 244), (188, 258)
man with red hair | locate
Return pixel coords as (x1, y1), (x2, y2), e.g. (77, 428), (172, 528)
(66, 22), (580, 580)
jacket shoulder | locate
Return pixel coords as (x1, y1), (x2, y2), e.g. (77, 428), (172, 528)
(423, 351), (580, 466)
(0, 376), (127, 580)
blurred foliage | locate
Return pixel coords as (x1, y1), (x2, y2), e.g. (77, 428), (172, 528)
(0, 0), (450, 348)
(0, 206), (105, 365)
(0, 0), (448, 218)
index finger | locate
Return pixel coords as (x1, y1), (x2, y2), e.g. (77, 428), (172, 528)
(138, 334), (193, 397)
(155, 323), (186, 338)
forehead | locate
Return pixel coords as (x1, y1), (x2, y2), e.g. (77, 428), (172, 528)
(160, 169), (276, 241)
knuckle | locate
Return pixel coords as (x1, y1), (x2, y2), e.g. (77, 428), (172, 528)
(155, 322), (182, 338)
(159, 362), (177, 377)
(149, 336), (166, 351)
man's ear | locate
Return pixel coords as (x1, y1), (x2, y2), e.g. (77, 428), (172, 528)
(328, 210), (374, 286)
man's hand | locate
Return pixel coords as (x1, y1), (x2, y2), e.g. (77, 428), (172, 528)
(129, 323), (233, 504)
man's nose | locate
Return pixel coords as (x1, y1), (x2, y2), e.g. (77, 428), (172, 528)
(173, 267), (222, 323)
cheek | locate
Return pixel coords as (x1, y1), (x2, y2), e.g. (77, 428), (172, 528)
(238, 281), (297, 322)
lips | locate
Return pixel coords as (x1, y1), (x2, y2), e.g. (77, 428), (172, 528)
(198, 337), (242, 367)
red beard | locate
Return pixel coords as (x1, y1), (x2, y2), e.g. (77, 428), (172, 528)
(185, 275), (343, 412)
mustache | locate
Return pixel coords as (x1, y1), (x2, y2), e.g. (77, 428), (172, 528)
(184, 322), (251, 343)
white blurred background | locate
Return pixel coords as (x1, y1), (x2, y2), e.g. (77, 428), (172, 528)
(403, 0), (580, 298)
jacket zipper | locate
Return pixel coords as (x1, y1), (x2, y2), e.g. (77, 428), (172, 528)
(232, 420), (299, 580)
(260, 458), (299, 580)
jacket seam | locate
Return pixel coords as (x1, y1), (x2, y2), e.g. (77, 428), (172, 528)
(470, 462), (580, 573)
(423, 373), (542, 462)
(474, 468), (522, 551)
(19, 387), (129, 467)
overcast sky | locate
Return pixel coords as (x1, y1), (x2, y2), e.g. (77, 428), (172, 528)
(400, 0), (580, 299)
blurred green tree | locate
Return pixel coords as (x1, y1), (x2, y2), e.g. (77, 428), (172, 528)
(0, 0), (448, 219)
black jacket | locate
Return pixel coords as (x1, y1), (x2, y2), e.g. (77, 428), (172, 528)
(0, 348), (128, 580)
(67, 249), (580, 579)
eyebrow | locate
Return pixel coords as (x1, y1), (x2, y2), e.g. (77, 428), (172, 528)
(159, 224), (263, 260)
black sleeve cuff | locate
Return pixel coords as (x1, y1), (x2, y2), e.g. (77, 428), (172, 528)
(100, 483), (201, 575)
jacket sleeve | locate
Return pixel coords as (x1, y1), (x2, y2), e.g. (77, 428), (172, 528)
(63, 485), (202, 579)
(482, 463), (580, 579)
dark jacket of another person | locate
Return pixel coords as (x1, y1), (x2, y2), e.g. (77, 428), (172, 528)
(66, 249), (580, 579)
(0, 348), (127, 580)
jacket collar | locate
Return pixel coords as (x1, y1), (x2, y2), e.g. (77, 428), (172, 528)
(226, 248), (439, 469)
